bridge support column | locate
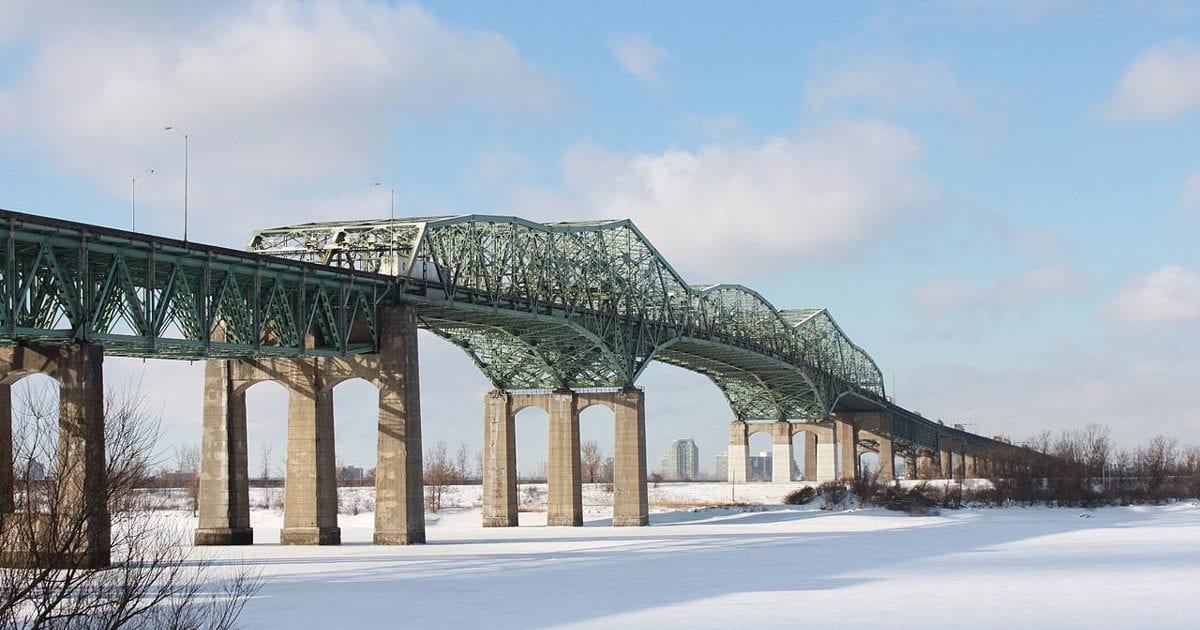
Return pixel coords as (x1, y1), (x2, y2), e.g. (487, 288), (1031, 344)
(835, 418), (858, 481)
(373, 304), (426, 545)
(0, 344), (109, 568)
(0, 384), (12, 514)
(964, 453), (978, 479)
(917, 451), (935, 479)
(281, 359), (340, 546)
(875, 433), (895, 482)
(196, 361), (253, 546)
(816, 434), (836, 482)
(728, 420), (749, 483)
(802, 431), (818, 481)
(771, 421), (793, 483)
(547, 389), (582, 527)
(612, 387), (648, 526)
(482, 390), (518, 527)
(903, 452), (917, 480)
(939, 445), (953, 479)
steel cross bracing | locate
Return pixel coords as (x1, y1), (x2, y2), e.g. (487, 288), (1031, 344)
(0, 208), (1021, 454)
(0, 210), (393, 359)
(250, 215), (887, 422)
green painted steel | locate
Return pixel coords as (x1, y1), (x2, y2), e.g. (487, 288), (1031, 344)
(0, 210), (393, 359)
(0, 208), (1025, 455)
(250, 215), (886, 420)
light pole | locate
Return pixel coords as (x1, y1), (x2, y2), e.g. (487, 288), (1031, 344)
(164, 126), (188, 242)
(131, 168), (153, 232)
(373, 181), (394, 221)
(373, 182), (396, 274)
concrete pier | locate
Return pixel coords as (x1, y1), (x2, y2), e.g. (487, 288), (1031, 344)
(195, 360), (253, 546)
(482, 390), (518, 527)
(728, 419), (749, 483)
(802, 430), (818, 481)
(771, 420), (793, 483)
(611, 387), (648, 526)
(835, 418), (858, 481)
(280, 359), (340, 546)
(482, 386), (648, 528)
(546, 389), (582, 527)
(197, 304), (425, 546)
(0, 344), (109, 568)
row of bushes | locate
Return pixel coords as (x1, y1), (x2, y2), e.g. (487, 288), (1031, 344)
(783, 470), (1200, 515)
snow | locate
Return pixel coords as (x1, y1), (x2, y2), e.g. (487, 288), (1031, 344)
(173, 483), (1200, 629)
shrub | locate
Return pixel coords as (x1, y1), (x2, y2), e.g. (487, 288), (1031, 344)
(817, 481), (848, 510)
(879, 484), (940, 516)
(784, 487), (817, 505)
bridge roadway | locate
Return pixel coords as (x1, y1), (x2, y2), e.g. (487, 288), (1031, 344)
(0, 208), (1039, 565)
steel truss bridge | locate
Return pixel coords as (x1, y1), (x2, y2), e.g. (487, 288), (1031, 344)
(0, 208), (1014, 455)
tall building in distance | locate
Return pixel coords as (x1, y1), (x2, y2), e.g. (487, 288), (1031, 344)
(660, 438), (700, 480)
(714, 453), (728, 481)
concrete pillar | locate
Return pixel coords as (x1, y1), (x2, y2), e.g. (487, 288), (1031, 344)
(482, 390), (518, 527)
(964, 453), (978, 479)
(816, 435), (836, 482)
(0, 384), (11, 514)
(727, 420), (749, 483)
(547, 389), (582, 526)
(373, 303), (425, 544)
(612, 387), (647, 526)
(56, 344), (109, 568)
(917, 451), (935, 479)
(876, 433), (895, 482)
(281, 359), (340, 545)
(802, 431), (818, 481)
(195, 361), (253, 545)
(771, 421), (793, 483)
(904, 452), (918, 480)
(835, 418), (858, 481)
(939, 445), (953, 479)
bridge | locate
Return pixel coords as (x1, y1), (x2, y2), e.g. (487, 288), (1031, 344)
(0, 208), (1038, 565)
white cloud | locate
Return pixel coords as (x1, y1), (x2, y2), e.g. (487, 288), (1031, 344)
(1181, 172), (1200, 211)
(805, 52), (971, 114)
(1101, 41), (1200, 121)
(0, 1), (560, 244)
(910, 265), (1084, 340)
(1108, 266), (1200, 326)
(559, 119), (933, 280)
(608, 34), (668, 89)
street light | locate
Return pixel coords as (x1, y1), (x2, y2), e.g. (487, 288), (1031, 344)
(164, 126), (188, 242)
(131, 168), (154, 232)
(373, 182), (396, 275)
(373, 181), (394, 221)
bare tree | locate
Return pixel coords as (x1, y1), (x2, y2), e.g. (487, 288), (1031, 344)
(424, 441), (462, 512)
(175, 444), (202, 516)
(0, 377), (261, 628)
(454, 443), (472, 482)
(258, 444), (274, 483)
(581, 440), (603, 484)
(1136, 435), (1178, 496)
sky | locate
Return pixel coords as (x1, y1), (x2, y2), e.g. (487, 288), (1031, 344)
(1, 0), (1199, 477)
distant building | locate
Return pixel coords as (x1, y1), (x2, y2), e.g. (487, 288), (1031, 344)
(749, 452), (772, 482)
(661, 438), (700, 480)
(338, 465), (365, 483)
(714, 453), (728, 481)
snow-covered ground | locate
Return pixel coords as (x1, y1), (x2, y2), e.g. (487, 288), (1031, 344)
(175, 483), (1200, 628)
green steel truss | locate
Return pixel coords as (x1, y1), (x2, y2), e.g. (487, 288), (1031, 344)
(0, 209), (1033, 455)
(0, 210), (392, 358)
(250, 215), (886, 420)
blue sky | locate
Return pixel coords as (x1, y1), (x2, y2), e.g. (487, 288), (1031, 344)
(1, 0), (1199, 475)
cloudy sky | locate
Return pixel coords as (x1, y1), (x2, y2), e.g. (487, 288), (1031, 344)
(2, 1), (1198, 476)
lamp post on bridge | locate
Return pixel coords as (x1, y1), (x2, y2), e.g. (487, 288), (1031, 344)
(131, 168), (153, 232)
(374, 182), (396, 275)
(163, 126), (189, 242)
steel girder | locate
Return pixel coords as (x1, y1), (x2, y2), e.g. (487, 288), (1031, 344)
(0, 210), (392, 358)
(249, 215), (887, 418)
